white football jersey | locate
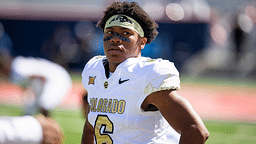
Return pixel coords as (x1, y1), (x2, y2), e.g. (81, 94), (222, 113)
(10, 56), (72, 114)
(82, 56), (180, 144)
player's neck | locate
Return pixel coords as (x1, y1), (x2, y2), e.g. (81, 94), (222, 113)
(109, 62), (120, 73)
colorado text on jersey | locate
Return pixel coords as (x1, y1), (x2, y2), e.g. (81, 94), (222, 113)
(90, 98), (126, 114)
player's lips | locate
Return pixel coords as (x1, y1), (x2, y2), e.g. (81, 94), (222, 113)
(107, 46), (123, 55)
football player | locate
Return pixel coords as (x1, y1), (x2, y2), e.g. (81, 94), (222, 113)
(0, 48), (72, 117)
(81, 1), (209, 144)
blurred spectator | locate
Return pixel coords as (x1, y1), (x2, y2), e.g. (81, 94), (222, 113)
(0, 114), (64, 144)
(41, 21), (104, 71)
(41, 24), (85, 71)
(0, 22), (12, 53)
(230, 8), (254, 65)
(236, 2), (256, 78)
(232, 14), (245, 63)
(0, 22), (13, 78)
(182, 3), (256, 79)
(181, 7), (233, 77)
(74, 20), (104, 62)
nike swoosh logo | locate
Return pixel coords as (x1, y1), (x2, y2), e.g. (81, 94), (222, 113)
(119, 78), (129, 84)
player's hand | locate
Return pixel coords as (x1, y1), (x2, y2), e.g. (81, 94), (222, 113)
(40, 108), (51, 117)
(35, 114), (65, 144)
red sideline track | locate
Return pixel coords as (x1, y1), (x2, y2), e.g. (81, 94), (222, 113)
(0, 81), (256, 122)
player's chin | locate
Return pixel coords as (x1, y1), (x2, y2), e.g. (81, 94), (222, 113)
(107, 55), (125, 64)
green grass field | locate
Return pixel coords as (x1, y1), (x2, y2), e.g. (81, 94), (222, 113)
(1, 104), (256, 144)
(1, 75), (255, 143)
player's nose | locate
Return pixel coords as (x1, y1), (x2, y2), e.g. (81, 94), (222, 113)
(111, 35), (122, 43)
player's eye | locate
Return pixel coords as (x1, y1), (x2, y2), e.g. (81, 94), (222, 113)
(123, 31), (130, 35)
(107, 31), (113, 34)
(105, 31), (114, 35)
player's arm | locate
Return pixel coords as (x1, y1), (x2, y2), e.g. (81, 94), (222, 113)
(82, 90), (89, 119)
(143, 89), (209, 144)
(36, 114), (65, 144)
(81, 117), (95, 144)
(81, 90), (95, 144)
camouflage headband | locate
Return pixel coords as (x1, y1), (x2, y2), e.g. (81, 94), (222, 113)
(104, 14), (144, 37)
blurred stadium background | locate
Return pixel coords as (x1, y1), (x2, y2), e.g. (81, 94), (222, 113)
(0, 0), (255, 144)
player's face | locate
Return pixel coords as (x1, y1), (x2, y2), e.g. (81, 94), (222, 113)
(103, 26), (146, 68)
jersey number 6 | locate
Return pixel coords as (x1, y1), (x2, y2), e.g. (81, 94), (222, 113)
(94, 115), (114, 144)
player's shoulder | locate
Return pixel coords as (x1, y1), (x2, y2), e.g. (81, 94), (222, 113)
(139, 57), (177, 70)
(85, 55), (105, 67)
(136, 57), (179, 77)
(82, 55), (106, 73)
(140, 57), (172, 64)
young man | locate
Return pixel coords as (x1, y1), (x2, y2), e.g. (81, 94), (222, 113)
(81, 1), (209, 144)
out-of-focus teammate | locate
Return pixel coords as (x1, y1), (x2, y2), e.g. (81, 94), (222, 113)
(0, 48), (72, 117)
(0, 21), (68, 144)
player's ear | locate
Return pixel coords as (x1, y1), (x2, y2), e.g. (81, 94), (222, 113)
(139, 37), (147, 49)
